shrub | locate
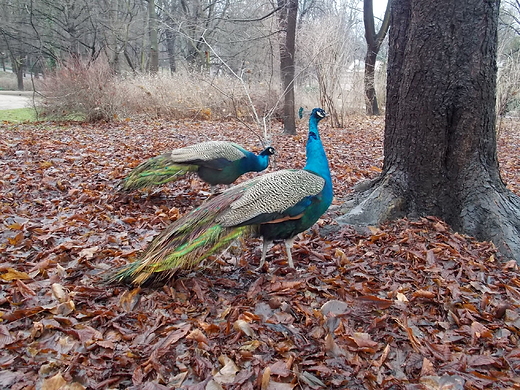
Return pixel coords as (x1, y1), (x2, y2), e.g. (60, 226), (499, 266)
(114, 71), (284, 122)
(497, 50), (520, 119)
(0, 71), (20, 91)
(36, 57), (284, 123)
(38, 58), (122, 121)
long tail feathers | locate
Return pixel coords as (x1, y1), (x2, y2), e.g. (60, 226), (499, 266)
(109, 183), (255, 285)
(111, 224), (251, 285)
(116, 156), (198, 191)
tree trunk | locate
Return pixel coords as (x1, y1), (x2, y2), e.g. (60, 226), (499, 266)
(364, 50), (379, 116)
(338, 0), (520, 261)
(165, 24), (177, 74)
(148, 0), (159, 74)
(12, 55), (24, 91)
(278, 0), (298, 135)
(363, 0), (391, 116)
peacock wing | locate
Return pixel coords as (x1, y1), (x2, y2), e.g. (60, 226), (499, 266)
(167, 141), (246, 168)
(216, 169), (325, 227)
(161, 177), (260, 236)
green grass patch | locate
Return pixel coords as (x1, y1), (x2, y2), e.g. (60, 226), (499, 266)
(0, 108), (37, 122)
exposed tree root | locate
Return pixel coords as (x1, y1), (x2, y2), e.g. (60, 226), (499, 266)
(459, 186), (520, 262)
(337, 171), (407, 226)
(336, 173), (520, 262)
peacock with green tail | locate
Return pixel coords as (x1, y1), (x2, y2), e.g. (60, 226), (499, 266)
(116, 141), (275, 192)
(110, 108), (332, 285)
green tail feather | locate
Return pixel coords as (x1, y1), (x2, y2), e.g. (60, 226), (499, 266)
(109, 183), (255, 284)
(111, 224), (251, 285)
(117, 155), (198, 191)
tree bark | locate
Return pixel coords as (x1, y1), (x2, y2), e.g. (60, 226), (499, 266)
(278, 0), (297, 135)
(148, 0), (159, 74)
(12, 55), (24, 91)
(363, 0), (390, 116)
(165, 22), (177, 74)
(338, 0), (520, 261)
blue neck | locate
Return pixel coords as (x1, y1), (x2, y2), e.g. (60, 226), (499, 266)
(250, 151), (271, 172)
(304, 115), (331, 185)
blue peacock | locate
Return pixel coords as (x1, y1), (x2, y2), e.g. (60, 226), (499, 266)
(111, 108), (332, 285)
(116, 141), (275, 192)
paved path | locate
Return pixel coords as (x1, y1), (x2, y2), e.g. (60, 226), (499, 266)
(0, 91), (33, 110)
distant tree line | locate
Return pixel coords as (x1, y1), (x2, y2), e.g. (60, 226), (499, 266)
(0, 0), (519, 121)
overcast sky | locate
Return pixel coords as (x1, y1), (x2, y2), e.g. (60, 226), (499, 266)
(372, 0), (388, 18)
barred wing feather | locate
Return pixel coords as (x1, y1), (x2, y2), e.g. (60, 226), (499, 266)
(217, 169), (325, 227)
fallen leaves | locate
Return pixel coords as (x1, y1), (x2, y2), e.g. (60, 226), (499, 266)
(0, 267), (30, 281)
(0, 117), (519, 389)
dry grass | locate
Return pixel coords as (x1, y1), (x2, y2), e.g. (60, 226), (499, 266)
(118, 72), (284, 121)
(35, 58), (288, 123)
(0, 72), (19, 90)
(34, 57), (372, 124)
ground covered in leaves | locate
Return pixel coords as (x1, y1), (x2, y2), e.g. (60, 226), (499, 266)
(1, 117), (519, 390)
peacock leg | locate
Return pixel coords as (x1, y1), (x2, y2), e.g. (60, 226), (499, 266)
(257, 239), (271, 269)
(284, 237), (296, 268)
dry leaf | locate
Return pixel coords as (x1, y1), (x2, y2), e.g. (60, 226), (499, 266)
(320, 300), (349, 316)
(41, 372), (66, 390)
(234, 319), (255, 337)
(355, 295), (393, 309)
(373, 343), (390, 368)
(51, 283), (69, 303)
(119, 287), (141, 312)
(324, 333), (345, 357)
(186, 328), (209, 345)
(396, 292), (409, 302)
(266, 382), (296, 390)
(205, 380), (224, 390)
(0, 325), (14, 348)
(213, 355), (239, 384)
(78, 246), (99, 259)
(261, 366), (271, 390)
(420, 357), (435, 376)
(1, 118), (518, 389)
(0, 268), (30, 281)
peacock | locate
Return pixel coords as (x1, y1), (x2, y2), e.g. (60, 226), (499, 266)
(110, 108), (332, 285)
(116, 141), (275, 192)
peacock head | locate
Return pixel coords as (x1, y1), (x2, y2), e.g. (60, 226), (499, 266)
(311, 108), (326, 120)
(262, 146), (276, 156)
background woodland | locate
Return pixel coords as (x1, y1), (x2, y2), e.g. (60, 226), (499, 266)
(0, 0), (519, 127)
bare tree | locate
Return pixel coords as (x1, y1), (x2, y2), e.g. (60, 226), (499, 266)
(278, 0), (298, 134)
(497, 0), (520, 121)
(363, 0), (390, 115)
(339, 0), (520, 261)
(297, 3), (364, 126)
(501, 0), (520, 35)
(31, 0), (100, 60)
(496, 40), (520, 123)
(94, 0), (144, 73)
(160, 0), (178, 73)
(0, 0), (32, 89)
(171, 0), (230, 71)
(148, 0), (159, 73)
(0, 0), (149, 75)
